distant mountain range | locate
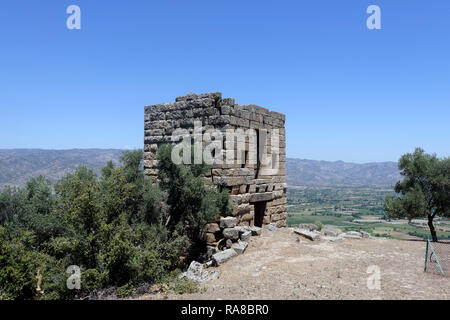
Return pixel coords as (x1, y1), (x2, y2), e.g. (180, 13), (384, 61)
(0, 149), (124, 188)
(286, 158), (401, 187)
(0, 149), (401, 188)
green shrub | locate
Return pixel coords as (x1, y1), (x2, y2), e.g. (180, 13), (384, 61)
(0, 148), (231, 299)
(129, 249), (168, 284)
(0, 186), (27, 225)
(82, 269), (104, 291)
(172, 278), (199, 294)
(315, 221), (323, 231)
(116, 283), (135, 298)
(156, 144), (232, 239)
(102, 223), (135, 286)
(0, 227), (37, 300)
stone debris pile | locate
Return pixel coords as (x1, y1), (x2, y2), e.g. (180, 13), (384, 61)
(340, 230), (370, 239)
(181, 222), (284, 283)
(209, 221), (264, 266)
(292, 225), (371, 242)
(293, 228), (321, 241)
(203, 217), (264, 255)
(180, 261), (219, 283)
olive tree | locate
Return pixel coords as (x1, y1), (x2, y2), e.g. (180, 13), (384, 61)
(384, 148), (450, 241)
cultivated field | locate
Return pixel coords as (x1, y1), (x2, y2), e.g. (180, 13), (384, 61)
(286, 186), (450, 240)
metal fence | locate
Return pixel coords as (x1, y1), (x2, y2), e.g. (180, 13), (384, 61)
(424, 239), (450, 276)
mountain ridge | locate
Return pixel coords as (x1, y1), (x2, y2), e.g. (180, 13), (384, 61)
(0, 149), (124, 188)
(0, 149), (401, 188)
(286, 158), (400, 187)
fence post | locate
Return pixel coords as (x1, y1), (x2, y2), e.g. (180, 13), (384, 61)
(424, 238), (429, 272)
(428, 240), (446, 276)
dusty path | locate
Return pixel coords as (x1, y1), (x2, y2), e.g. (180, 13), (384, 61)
(140, 228), (450, 300)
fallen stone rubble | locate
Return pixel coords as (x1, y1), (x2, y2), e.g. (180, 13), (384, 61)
(180, 261), (219, 283)
(292, 226), (371, 242)
(211, 224), (264, 265)
(182, 223), (279, 283)
(293, 228), (321, 241)
(212, 248), (238, 265)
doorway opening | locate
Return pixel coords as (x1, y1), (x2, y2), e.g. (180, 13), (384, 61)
(254, 201), (266, 227)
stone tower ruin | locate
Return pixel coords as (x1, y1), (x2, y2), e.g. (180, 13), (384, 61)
(144, 92), (286, 245)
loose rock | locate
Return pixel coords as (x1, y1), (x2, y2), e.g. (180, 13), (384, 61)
(322, 227), (341, 237)
(223, 228), (240, 241)
(360, 231), (370, 238)
(206, 245), (216, 258)
(294, 228), (320, 241)
(220, 217), (237, 229)
(250, 226), (262, 236)
(212, 248), (238, 265)
(181, 261), (219, 283)
(234, 241), (248, 254)
(235, 226), (251, 236)
(204, 223), (220, 233)
(323, 236), (343, 242)
(241, 230), (252, 242)
(340, 232), (362, 239)
(265, 224), (278, 232)
(204, 232), (217, 245)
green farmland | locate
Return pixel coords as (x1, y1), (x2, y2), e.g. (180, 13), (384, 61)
(286, 186), (450, 241)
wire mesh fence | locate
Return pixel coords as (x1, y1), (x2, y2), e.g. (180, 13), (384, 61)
(425, 239), (450, 276)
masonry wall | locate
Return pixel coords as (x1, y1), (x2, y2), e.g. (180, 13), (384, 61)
(144, 92), (287, 246)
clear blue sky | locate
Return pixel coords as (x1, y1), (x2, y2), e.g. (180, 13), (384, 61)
(1, 1), (449, 162)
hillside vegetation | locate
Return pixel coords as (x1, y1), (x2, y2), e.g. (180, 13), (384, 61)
(0, 147), (231, 299)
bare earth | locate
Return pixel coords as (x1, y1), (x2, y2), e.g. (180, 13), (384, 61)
(141, 228), (450, 300)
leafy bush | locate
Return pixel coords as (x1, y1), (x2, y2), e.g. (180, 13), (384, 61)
(82, 268), (104, 291)
(0, 147), (230, 300)
(0, 227), (37, 300)
(171, 278), (199, 294)
(116, 283), (135, 298)
(156, 144), (232, 239)
(315, 221), (323, 231)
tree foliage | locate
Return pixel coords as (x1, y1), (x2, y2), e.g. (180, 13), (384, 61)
(384, 148), (450, 241)
(0, 147), (229, 299)
(156, 144), (232, 239)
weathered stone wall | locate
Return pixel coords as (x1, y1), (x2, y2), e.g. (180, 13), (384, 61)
(144, 92), (286, 247)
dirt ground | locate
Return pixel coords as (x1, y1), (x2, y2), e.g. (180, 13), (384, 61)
(140, 227), (450, 300)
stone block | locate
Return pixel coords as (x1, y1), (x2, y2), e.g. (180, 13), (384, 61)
(250, 226), (262, 236)
(322, 227), (341, 237)
(250, 192), (274, 202)
(294, 228), (320, 241)
(223, 228), (240, 241)
(204, 232), (217, 245)
(360, 231), (370, 238)
(204, 223), (220, 233)
(340, 232), (362, 239)
(212, 248), (237, 265)
(220, 217), (237, 229)
(233, 241), (248, 254)
(275, 220), (286, 228)
(240, 230), (252, 242)
(239, 212), (254, 222)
